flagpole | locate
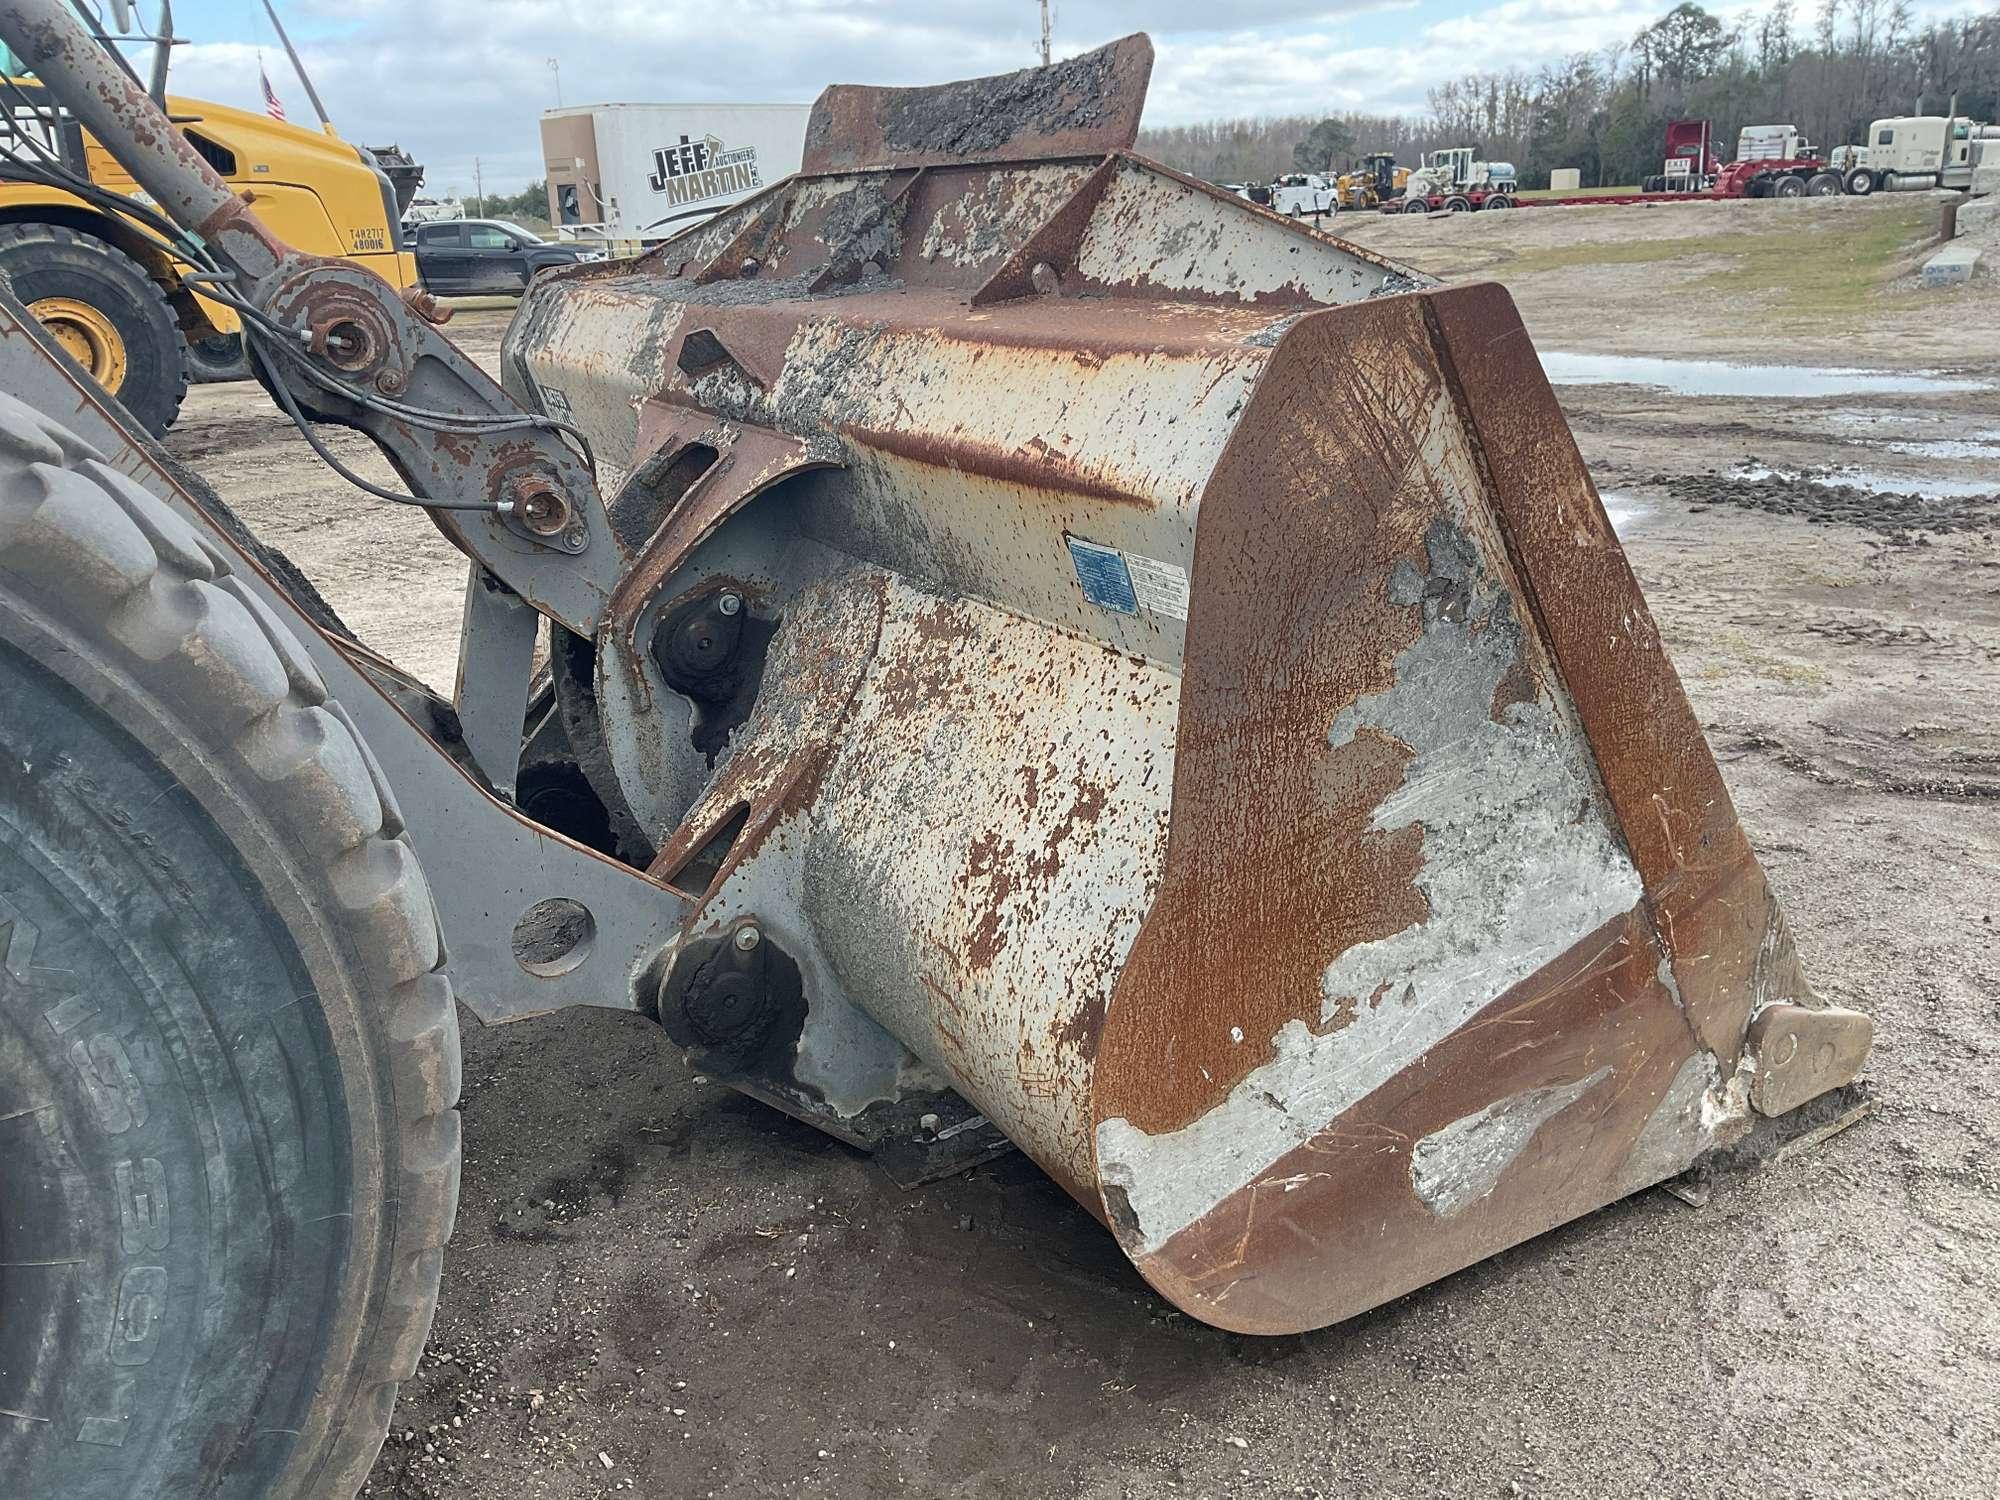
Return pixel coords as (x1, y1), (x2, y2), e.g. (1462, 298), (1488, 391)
(259, 0), (333, 133)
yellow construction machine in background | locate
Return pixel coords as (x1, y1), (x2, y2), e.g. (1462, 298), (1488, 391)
(1336, 150), (1409, 209)
(1, 13), (415, 434)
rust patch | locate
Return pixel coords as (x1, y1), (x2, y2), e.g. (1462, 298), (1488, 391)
(800, 35), (1152, 175)
(647, 571), (891, 901)
(844, 423), (1153, 509)
(604, 418), (830, 682)
(1128, 907), (1691, 1334)
(970, 153), (1122, 307)
(1489, 652), (1540, 720)
(1094, 295), (1449, 1140)
(1423, 283), (1814, 1064)
(957, 829), (1016, 973)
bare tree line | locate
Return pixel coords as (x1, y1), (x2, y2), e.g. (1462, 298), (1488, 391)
(1137, 3), (2000, 190)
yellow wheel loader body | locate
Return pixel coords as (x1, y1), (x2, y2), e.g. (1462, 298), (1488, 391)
(0, 85), (414, 346)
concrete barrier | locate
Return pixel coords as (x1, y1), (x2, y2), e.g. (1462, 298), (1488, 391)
(1971, 163), (2000, 197)
(1958, 196), (2000, 238)
(1550, 168), (1582, 191)
(1922, 243), (1982, 286)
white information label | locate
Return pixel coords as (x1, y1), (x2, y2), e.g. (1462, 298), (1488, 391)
(1123, 553), (1191, 621)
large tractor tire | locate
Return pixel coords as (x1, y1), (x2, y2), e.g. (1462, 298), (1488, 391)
(0, 224), (189, 437)
(0, 391), (459, 1497)
(185, 331), (251, 385)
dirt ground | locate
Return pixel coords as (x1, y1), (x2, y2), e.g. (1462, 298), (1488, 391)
(166, 193), (1999, 1500)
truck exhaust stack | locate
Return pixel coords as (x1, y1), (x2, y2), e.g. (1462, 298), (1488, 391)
(505, 34), (1870, 1335)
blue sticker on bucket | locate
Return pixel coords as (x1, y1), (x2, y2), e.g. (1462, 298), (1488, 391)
(1066, 535), (1139, 616)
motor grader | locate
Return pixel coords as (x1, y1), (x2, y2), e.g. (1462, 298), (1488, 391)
(0, 5), (1873, 1496)
(1336, 149), (1408, 209)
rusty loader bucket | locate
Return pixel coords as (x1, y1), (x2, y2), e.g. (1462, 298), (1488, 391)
(503, 37), (1870, 1334)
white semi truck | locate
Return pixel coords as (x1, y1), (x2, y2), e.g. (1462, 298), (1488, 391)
(1827, 115), (2000, 195)
(540, 101), (812, 250)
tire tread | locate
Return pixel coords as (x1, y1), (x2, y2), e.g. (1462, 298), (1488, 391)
(0, 223), (190, 435)
(0, 391), (459, 1499)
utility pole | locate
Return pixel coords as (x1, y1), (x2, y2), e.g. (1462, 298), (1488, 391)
(547, 56), (562, 107)
(1038, 0), (1050, 66)
(473, 157), (483, 218)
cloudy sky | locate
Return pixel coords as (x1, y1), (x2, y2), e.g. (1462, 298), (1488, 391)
(142, 0), (1988, 197)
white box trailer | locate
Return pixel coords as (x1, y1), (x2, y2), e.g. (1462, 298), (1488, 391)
(541, 102), (810, 250)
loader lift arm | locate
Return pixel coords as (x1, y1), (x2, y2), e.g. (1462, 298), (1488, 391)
(0, 0), (682, 1022)
(1, 0), (615, 639)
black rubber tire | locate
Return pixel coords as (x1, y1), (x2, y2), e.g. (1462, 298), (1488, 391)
(0, 391), (460, 1497)
(1482, 195), (1514, 210)
(1444, 195), (1473, 213)
(0, 224), (189, 437)
(1772, 174), (1806, 199)
(1845, 168), (1877, 196)
(1402, 197), (1431, 214)
(185, 331), (251, 385)
(1806, 172), (1842, 197)
(1748, 177), (1771, 198)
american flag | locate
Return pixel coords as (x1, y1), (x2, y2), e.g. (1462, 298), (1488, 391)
(259, 60), (286, 122)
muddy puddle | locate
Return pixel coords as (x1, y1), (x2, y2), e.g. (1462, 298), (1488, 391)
(1648, 462), (1998, 535)
(1881, 436), (2000, 459)
(1540, 352), (1987, 399)
(1731, 462), (1999, 500)
(1598, 490), (1652, 535)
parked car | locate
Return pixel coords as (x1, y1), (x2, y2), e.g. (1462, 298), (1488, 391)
(411, 219), (586, 295)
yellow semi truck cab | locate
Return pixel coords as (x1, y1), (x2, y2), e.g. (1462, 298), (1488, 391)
(0, 83), (416, 433)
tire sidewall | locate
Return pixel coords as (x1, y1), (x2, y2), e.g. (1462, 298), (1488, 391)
(0, 555), (392, 1495)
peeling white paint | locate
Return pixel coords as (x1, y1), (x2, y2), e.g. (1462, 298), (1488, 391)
(917, 165), (1092, 268)
(1655, 954), (1684, 1012)
(1614, 1048), (1755, 1194)
(1409, 1067), (1612, 1217)
(1096, 515), (1645, 1254)
(1075, 160), (1394, 303)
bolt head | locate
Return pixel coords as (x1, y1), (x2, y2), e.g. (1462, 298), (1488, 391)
(739, 256), (761, 278)
(919, 1113), (941, 1135)
(1029, 260), (1062, 296)
(732, 925), (761, 952)
(717, 591), (742, 617)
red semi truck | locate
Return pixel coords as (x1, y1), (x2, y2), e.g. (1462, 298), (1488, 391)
(1640, 120), (1722, 192)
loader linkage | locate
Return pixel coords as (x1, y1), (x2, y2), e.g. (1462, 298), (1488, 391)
(0, 4), (1869, 1339)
